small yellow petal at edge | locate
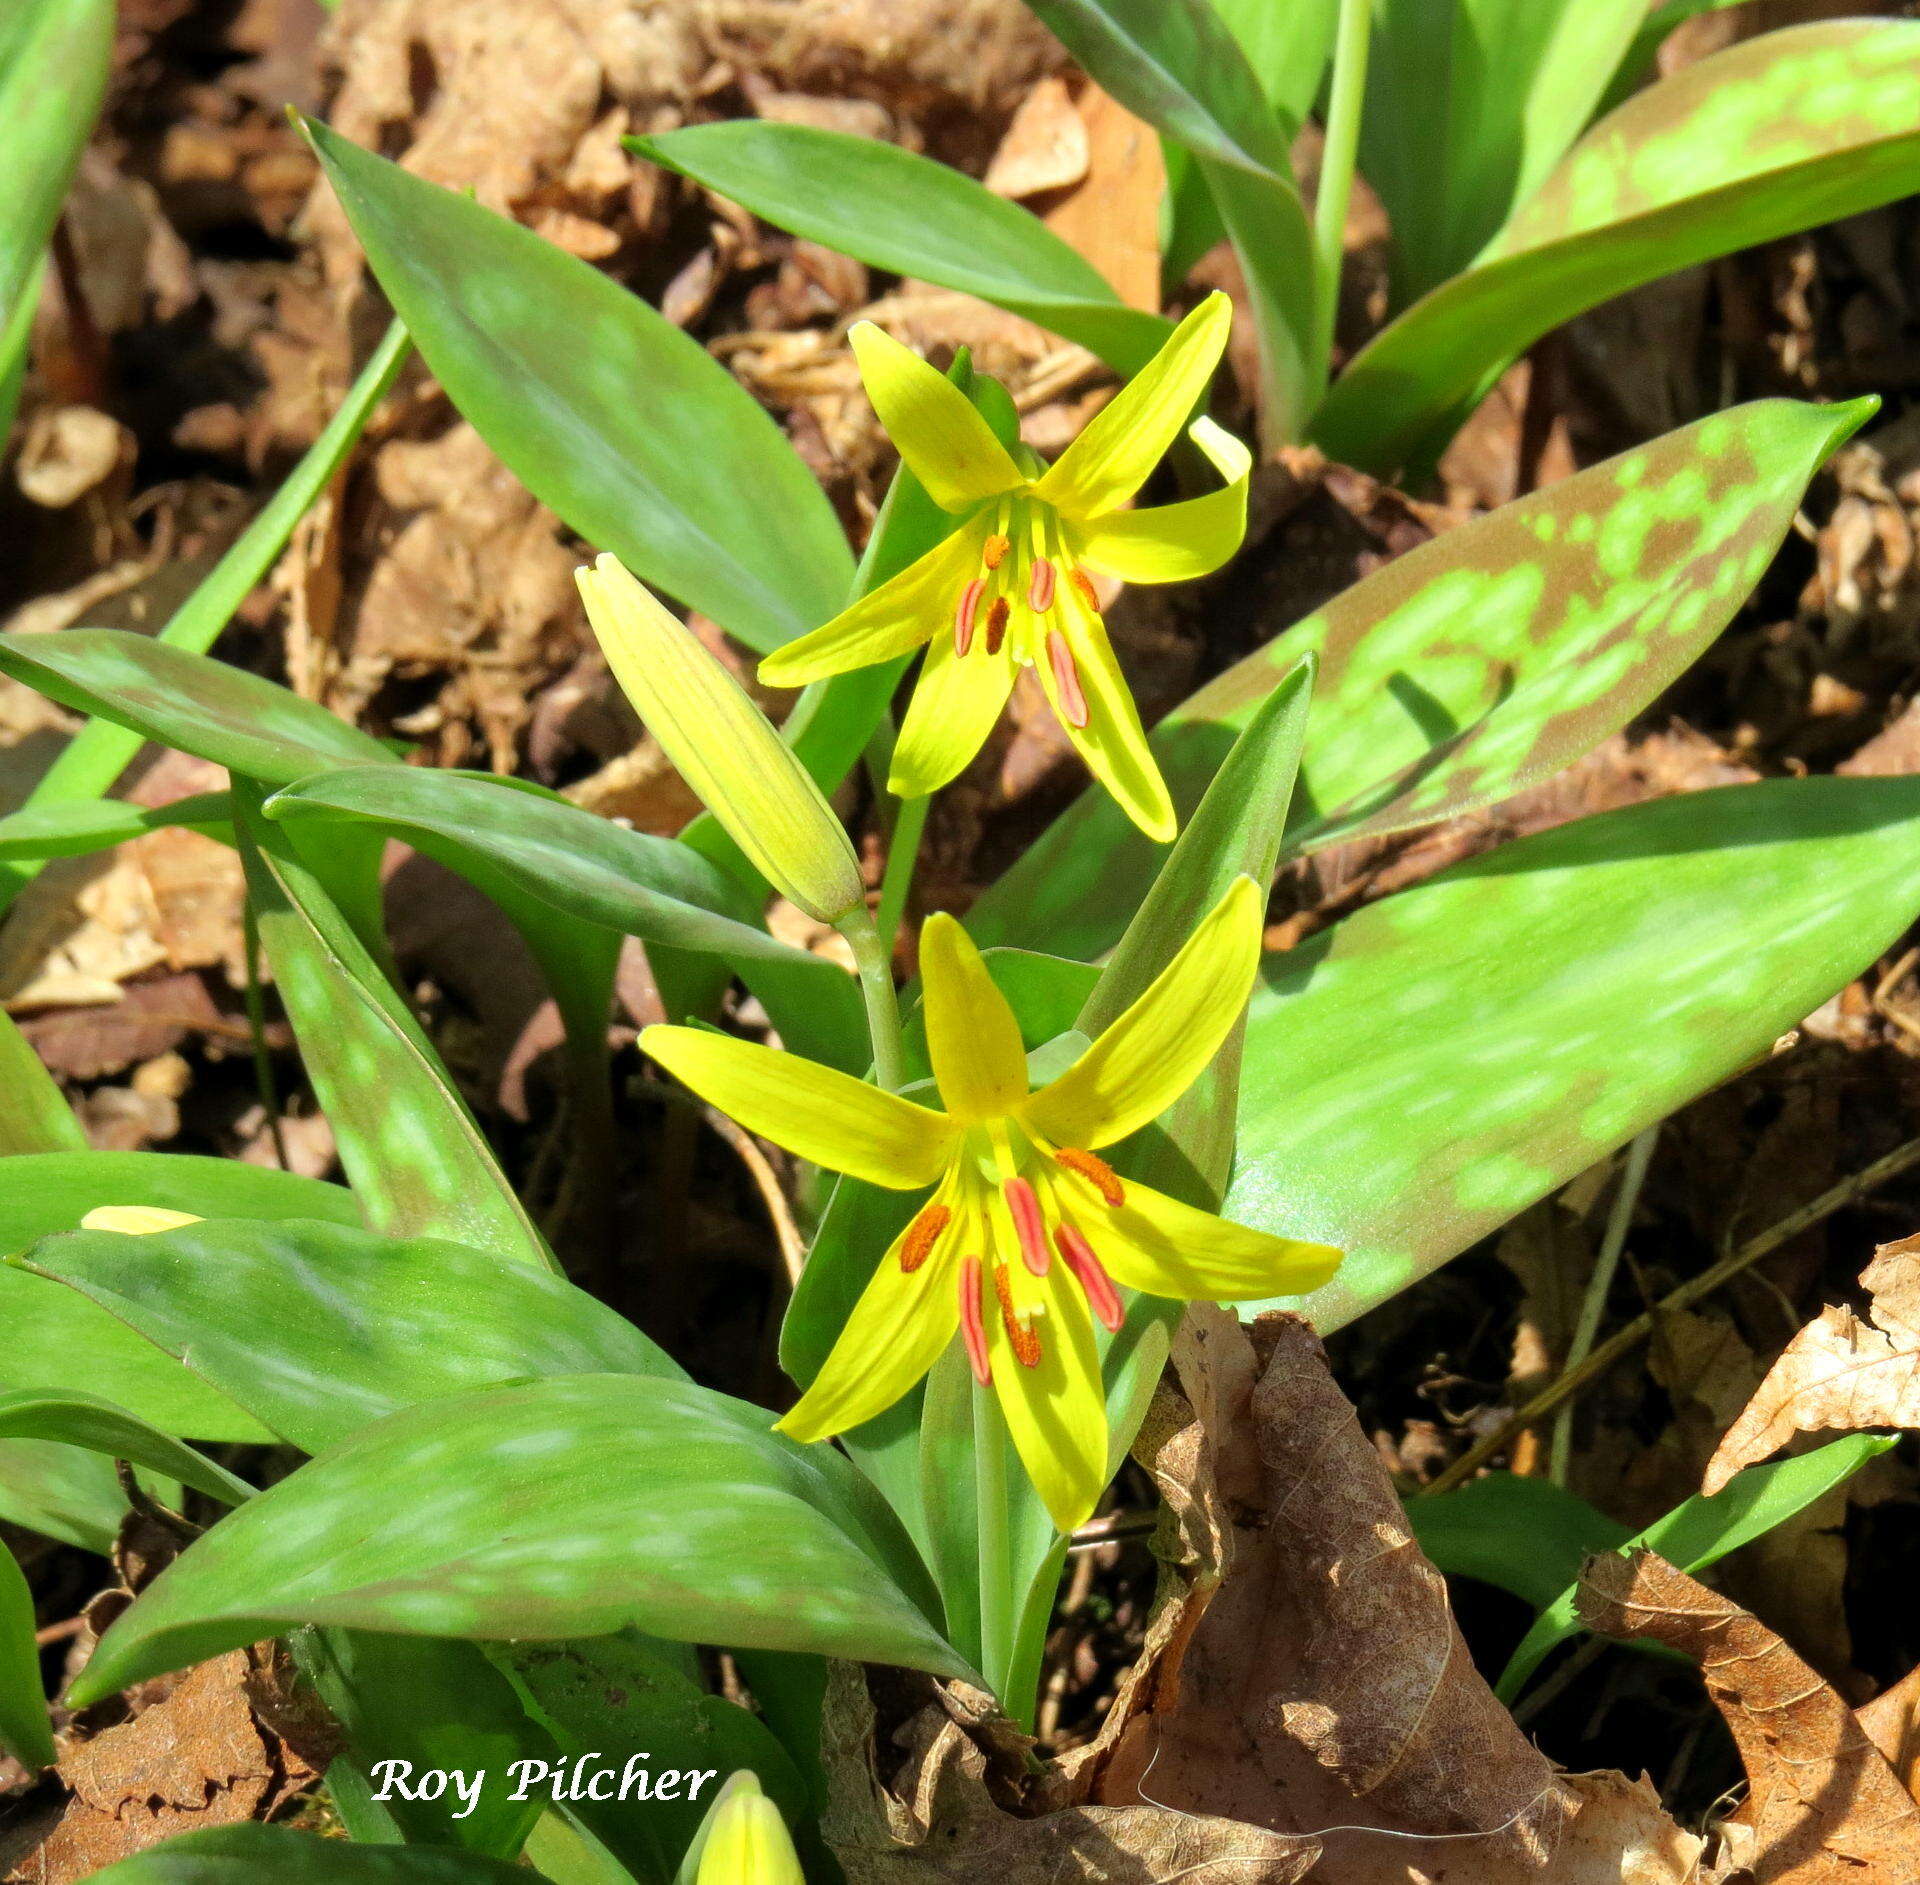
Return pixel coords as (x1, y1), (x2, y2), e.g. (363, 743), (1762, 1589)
(850, 322), (1027, 513)
(1069, 417), (1252, 584)
(80, 1206), (202, 1235)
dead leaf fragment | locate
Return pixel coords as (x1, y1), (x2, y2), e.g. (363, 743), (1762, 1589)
(1704, 1232), (1920, 1494)
(1579, 1550), (1920, 1882)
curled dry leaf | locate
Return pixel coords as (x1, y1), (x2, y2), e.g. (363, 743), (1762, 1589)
(1704, 1232), (1920, 1495)
(1578, 1550), (1920, 1882)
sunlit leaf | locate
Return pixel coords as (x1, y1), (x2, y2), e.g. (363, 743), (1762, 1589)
(69, 1374), (964, 1707)
(303, 117), (851, 655)
(0, 793), (232, 860)
(1408, 1471), (1631, 1613)
(0, 1390), (252, 1506)
(0, 1436), (125, 1552)
(0, 1538), (54, 1769)
(1320, 21), (1920, 472)
(0, 1012), (83, 1156)
(970, 397), (1872, 961)
(80, 1825), (533, 1882)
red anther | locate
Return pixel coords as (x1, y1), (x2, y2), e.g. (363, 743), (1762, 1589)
(983, 533), (1011, 570)
(1004, 1177), (1050, 1276)
(1027, 556), (1057, 612)
(1055, 1147), (1124, 1206)
(1048, 629), (1089, 727)
(954, 578), (985, 656)
(1069, 567), (1100, 610)
(993, 1263), (1044, 1367)
(959, 1256), (991, 1385)
(1055, 1223), (1124, 1333)
(900, 1203), (950, 1274)
(985, 597), (1010, 656)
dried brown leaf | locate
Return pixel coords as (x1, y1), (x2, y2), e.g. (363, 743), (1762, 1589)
(1578, 1550), (1920, 1881)
(1704, 1233), (1920, 1495)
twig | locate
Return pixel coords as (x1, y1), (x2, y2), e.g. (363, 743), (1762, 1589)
(35, 1615), (84, 1648)
(702, 1105), (806, 1286)
(1422, 1132), (1920, 1497)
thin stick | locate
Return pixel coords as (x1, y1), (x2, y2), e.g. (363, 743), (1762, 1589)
(1309, 0), (1372, 408)
(1422, 1132), (1920, 1498)
(703, 1105), (806, 1285)
(1549, 1128), (1657, 1486)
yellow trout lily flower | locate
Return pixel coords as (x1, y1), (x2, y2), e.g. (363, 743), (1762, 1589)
(693, 1772), (803, 1885)
(642, 875), (1338, 1532)
(758, 293), (1251, 845)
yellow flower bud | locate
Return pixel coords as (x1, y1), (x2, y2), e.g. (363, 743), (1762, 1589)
(575, 554), (865, 926)
(79, 1206), (202, 1235)
(692, 1772), (804, 1885)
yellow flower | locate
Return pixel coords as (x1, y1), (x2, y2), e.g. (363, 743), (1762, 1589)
(79, 1207), (201, 1234)
(694, 1772), (804, 1885)
(759, 294), (1250, 845)
(643, 876), (1338, 1532)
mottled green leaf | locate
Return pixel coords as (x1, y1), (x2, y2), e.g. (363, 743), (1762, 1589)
(635, 125), (1171, 377)
(0, 793), (231, 860)
(0, 631), (393, 786)
(0, 1437), (124, 1552)
(16, 1215), (677, 1454)
(266, 768), (865, 1073)
(1319, 21), (1920, 472)
(232, 791), (551, 1269)
(970, 397), (1872, 961)
(304, 117), (851, 655)
(0, 1390), (252, 1506)
(0, 1538), (54, 1770)
(1408, 1472), (1630, 1614)
(1231, 777), (1920, 1329)
(80, 1825), (531, 1883)
(1496, 1435), (1890, 1700)
(0, 1150), (356, 1441)
(69, 1374), (964, 1708)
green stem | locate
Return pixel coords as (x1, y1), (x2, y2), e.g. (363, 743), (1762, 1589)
(1309, 0), (1371, 410)
(875, 792), (930, 958)
(844, 910), (907, 1092)
(973, 1379), (1015, 1705)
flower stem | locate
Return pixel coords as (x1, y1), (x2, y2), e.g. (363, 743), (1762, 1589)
(1309, 0), (1370, 411)
(844, 909), (908, 1092)
(875, 792), (930, 959)
(973, 1379), (1015, 1704)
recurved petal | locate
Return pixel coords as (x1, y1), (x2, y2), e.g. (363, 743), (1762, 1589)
(888, 626), (1017, 800)
(1066, 1170), (1342, 1302)
(988, 1258), (1109, 1534)
(920, 912), (1030, 1122)
(1032, 292), (1232, 520)
(1033, 587), (1176, 844)
(643, 1024), (957, 1188)
(777, 1179), (967, 1441)
(1025, 876), (1261, 1150)
(1068, 416), (1252, 583)
(759, 522), (980, 688)
(850, 322), (1027, 513)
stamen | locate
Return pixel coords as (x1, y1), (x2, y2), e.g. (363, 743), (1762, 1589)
(985, 597), (1010, 656)
(1027, 556), (1057, 612)
(1055, 1147), (1124, 1207)
(1048, 629), (1089, 727)
(983, 533), (1010, 570)
(1069, 567), (1100, 610)
(900, 1203), (951, 1274)
(954, 578), (984, 656)
(993, 1263), (1044, 1367)
(1055, 1223), (1125, 1333)
(959, 1256), (991, 1385)
(1003, 1177), (1050, 1276)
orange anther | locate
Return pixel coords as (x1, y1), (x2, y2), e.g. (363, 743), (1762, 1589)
(1055, 1147), (1124, 1207)
(900, 1203), (951, 1273)
(984, 533), (1011, 570)
(993, 1263), (1044, 1367)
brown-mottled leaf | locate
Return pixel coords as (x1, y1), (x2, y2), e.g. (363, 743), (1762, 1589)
(1579, 1550), (1920, 1879)
(1704, 1232), (1920, 1496)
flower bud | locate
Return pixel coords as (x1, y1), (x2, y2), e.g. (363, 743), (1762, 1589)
(692, 1772), (803, 1885)
(576, 555), (865, 926)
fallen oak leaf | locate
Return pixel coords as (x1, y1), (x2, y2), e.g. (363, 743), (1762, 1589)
(1704, 1232), (1920, 1495)
(1577, 1550), (1920, 1882)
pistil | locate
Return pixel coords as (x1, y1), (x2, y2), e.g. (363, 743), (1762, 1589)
(959, 1256), (991, 1384)
(1054, 1223), (1124, 1332)
(1003, 1177), (1050, 1275)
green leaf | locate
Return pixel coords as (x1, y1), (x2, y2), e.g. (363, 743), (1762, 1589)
(0, 0), (114, 343)
(1595, 0), (1748, 119)
(1230, 776), (1920, 1330)
(0, 1011), (84, 1155)
(1319, 20), (1920, 473)
(78, 1825), (533, 1883)
(266, 768), (866, 1074)
(0, 1437), (125, 1552)
(69, 1374), (965, 1707)
(231, 790), (553, 1269)
(302, 117), (851, 656)
(16, 1215), (678, 1454)
(0, 630), (394, 786)
(0, 1390), (253, 1505)
(636, 125), (1172, 378)
(1407, 1472), (1630, 1614)
(1496, 1434), (1890, 1700)
(970, 396), (1873, 962)
(0, 1538), (55, 1770)
(0, 793), (232, 860)
(0, 1150), (356, 1441)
